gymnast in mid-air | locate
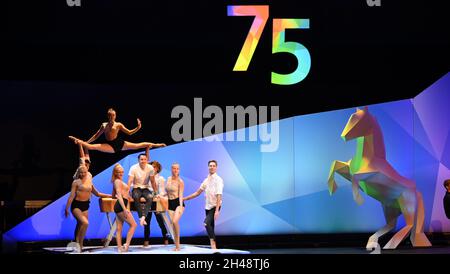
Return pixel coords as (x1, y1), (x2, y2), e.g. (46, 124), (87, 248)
(69, 108), (166, 153)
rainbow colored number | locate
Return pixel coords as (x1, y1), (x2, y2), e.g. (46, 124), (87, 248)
(228, 5), (311, 86)
(271, 18), (311, 85)
(227, 5), (269, 71)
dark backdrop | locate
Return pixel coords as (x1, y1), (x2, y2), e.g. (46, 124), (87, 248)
(0, 0), (448, 204)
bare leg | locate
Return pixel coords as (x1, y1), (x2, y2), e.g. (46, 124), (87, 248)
(116, 215), (124, 252)
(69, 136), (115, 153)
(117, 212), (137, 252)
(72, 209), (89, 251)
(171, 207), (184, 251)
(122, 141), (166, 151)
(210, 239), (217, 250)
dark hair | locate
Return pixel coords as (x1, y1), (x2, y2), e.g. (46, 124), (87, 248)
(138, 153), (147, 160)
(208, 160), (218, 166)
(444, 179), (450, 189)
(150, 161), (162, 173)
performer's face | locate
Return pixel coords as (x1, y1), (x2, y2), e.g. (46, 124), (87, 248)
(171, 164), (180, 177)
(139, 155), (147, 167)
(108, 111), (116, 122)
(208, 162), (217, 174)
(115, 167), (124, 179)
(151, 163), (160, 174)
(79, 166), (88, 179)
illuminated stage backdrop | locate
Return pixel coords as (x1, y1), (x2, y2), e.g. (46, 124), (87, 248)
(4, 73), (449, 242)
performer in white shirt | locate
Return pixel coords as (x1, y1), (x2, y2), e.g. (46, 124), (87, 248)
(184, 160), (223, 249)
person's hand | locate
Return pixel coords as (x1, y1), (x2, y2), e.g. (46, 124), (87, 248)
(214, 211), (220, 221)
(65, 208), (69, 218)
(137, 118), (142, 129)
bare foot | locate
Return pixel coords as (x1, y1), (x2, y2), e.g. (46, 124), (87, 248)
(68, 136), (80, 144)
(123, 244), (129, 252)
(139, 217), (147, 226)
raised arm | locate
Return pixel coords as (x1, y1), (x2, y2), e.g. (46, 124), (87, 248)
(65, 181), (78, 217)
(119, 119), (141, 135)
(86, 124), (105, 144)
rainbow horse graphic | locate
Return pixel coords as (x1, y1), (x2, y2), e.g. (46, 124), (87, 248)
(327, 107), (431, 249)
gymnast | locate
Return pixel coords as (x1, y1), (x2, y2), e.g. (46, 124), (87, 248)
(165, 163), (185, 251)
(69, 108), (166, 153)
(65, 165), (111, 252)
(112, 163), (137, 253)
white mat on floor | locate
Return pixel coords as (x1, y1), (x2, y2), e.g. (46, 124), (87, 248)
(45, 244), (250, 254)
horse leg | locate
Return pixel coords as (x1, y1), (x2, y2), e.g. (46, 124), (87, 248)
(383, 189), (416, 249)
(328, 160), (351, 194)
(410, 191), (432, 247)
(366, 205), (400, 250)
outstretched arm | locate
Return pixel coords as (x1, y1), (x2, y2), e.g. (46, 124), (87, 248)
(92, 185), (112, 198)
(119, 119), (141, 135)
(86, 124), (105, 143)
(184, 188), (204, 201)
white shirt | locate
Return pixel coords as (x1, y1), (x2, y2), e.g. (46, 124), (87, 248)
(155, 174), (166, 195)
(128, 163), (155, 191)
(200, 173), (224, 210)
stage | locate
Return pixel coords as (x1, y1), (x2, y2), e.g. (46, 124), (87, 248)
(44, 244), (250, 254)
(41, 244), (450, 255)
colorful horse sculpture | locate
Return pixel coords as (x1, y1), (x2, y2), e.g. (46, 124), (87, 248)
(328, 107), (431, 249)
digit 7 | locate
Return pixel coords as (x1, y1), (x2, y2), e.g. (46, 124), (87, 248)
(227, 5), (269, 71)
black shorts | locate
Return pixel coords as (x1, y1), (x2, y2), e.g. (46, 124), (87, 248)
(114, 198), (129, 213)
(106, 138), (125, 153)
(168, 198), (185, 211)
(71, 200), (90, 212)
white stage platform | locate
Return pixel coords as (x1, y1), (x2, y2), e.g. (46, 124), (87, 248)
(44, 244), (250, 254)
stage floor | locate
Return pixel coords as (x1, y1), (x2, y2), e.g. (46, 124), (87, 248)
(249, 246), (450, 254)
(42, 245), (450, 254)
(44, 244), (250, 254)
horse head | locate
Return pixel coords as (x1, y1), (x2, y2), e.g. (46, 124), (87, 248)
(341, 106), (373, 141)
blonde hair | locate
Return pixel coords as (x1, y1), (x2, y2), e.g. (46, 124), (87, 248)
(111, 163), (123, 182)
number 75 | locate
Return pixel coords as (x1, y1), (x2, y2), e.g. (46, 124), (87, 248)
(227, 5), (311, 85)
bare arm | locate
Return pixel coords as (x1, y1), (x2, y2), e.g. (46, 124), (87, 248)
(65, 181), (78, 217)
(214, 194), (222, 220)
(92, 185), (112, 198)
(184, 188), (203, 201)
(119, 119), (141, 135)
(178, 179), (184, 208)
(127, 175), (134, 189)
(149, 175), (157, 194)
(86, 124), (105, 144)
